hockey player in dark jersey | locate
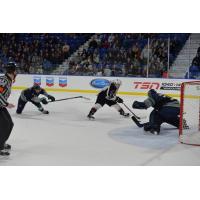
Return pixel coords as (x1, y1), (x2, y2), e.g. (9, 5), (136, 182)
(132, 89), (181, 135)
(0, 62), (17, 156)
(16, 85), (55, 114)
(87, 79), (129, 119)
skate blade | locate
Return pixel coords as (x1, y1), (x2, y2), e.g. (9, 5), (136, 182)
(87, 117), (95, 120)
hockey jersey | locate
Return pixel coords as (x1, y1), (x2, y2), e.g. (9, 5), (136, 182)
(20, 87), (48, 103)
(99, 82), (119, 101)
(144, 89), (180, 110)
(0, 74), (12, 107)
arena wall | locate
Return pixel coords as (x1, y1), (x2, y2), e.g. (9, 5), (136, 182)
(10, 74), (192, 97)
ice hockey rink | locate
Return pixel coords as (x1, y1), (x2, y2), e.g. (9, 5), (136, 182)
(1, 90), (200, 166)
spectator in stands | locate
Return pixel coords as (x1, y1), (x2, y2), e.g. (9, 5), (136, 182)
(192, 51), (200, 68)
(96, 68), (103, 76)
(103, 66), (112, 76)
(62, 44), (70, 59)
(140, 44), (149, 66)
(197, 47), (200, 54)
(89, 38), (98, 49)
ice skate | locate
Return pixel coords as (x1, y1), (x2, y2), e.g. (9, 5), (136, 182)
(4, 144), (11, 150)
(87, 114), (95, 120)
(0, 149), (10, 156)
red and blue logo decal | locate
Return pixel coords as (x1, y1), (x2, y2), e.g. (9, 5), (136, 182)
(59, 77), (67, 87)
(33, 76), (41, 85)
(46, 77), (54, 87)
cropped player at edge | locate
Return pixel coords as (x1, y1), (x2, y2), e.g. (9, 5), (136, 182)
(16, 85), (55, 114)
(132, 89), (189, 135)
(87, 79), (129, 119)
(0, 62), (16, 156)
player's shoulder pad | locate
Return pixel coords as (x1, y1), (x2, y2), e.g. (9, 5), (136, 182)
(0, 75), (8, 87)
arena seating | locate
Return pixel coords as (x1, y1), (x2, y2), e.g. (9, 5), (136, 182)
(0, 33), (92, 74)
(0, 33), (189, 77)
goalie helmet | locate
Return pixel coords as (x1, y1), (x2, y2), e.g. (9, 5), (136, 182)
(111, 79), (122, 87)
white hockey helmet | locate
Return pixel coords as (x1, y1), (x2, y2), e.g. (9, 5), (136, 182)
(111, 79), (122, 87)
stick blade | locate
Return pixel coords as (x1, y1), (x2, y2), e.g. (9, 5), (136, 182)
(80, 96), (91, 100)
(131, 116), (144, 128)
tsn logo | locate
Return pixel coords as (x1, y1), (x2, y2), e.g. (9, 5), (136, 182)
(133, 82), (160, 89)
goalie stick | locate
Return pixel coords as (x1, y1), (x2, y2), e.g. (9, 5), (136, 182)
(48, 96), (91, 103)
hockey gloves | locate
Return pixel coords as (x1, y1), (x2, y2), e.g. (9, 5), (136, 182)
(40, 95), (55, 104)
(47, 95), (55, 102)
(116, 96), (123, 103)
(40, 97), (48, 105)
(132, 101), (147, 109)
(38, 107), (49, 114)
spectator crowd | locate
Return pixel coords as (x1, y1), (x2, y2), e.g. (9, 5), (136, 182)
(0, 33), (188, 77)
(0, 33), (91, 74)
(67, 33), (188, 78)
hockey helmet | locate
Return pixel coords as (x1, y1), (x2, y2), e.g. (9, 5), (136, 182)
(148, 89), (157, 97)
(111, 79), (122, 87)
(5, 62), (17, 74)
(32, 84), (41, 91)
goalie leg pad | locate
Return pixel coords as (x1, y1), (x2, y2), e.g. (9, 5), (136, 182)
(158, 107), (180, 128)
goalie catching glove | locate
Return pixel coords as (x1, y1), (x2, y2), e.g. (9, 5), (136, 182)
(115, 96), (123, 103)
(40, 97), (48, 105)
(47, 95), (55, 102)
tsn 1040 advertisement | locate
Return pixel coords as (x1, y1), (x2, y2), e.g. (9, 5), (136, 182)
(133, 81), (181, 91)
(89, 77), (184, 94)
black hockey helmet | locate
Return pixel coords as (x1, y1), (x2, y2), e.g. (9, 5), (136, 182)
(148, 89), (157, 97)
(32, 84), (41, 91)
(5, 62), (17, 74)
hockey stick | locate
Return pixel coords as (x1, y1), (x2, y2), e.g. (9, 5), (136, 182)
(48, 96), (90, 103)
(122, 103), (146, 127)
(122, 103), (141, 120)
(131, 116), (144, 128)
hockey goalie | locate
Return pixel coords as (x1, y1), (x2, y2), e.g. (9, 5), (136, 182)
(131, 89), (189, 135)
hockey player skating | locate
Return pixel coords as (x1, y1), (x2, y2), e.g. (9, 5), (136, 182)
(16, 85), (55, 114)
(0, 62), (17, 156)
(132, 89), (187, 135)
(87, 79), (129, 119)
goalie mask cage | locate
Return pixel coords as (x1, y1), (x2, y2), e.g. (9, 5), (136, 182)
(179, 81), (200, 146)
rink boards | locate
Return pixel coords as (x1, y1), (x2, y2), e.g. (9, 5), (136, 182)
(8, 74), (197, 97)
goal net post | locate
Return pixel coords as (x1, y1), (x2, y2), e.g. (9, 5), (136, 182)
(179, 81), (200, 146)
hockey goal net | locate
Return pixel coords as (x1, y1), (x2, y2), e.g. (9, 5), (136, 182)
(179, 81), (200, 145)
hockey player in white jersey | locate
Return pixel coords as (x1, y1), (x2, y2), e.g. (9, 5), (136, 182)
(87, 79), (129, 119)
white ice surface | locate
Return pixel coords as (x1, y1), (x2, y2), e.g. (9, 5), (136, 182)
(1, 91), (200, 166)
